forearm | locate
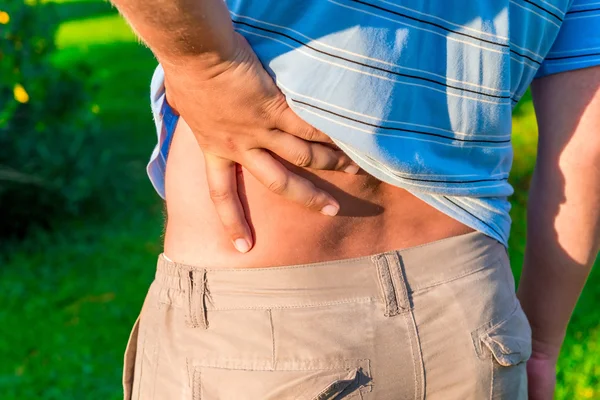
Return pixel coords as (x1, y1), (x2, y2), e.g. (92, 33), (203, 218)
(518, 71), (600, 356)
(519, 158), (600, 354)
(109, 0), (235, 65)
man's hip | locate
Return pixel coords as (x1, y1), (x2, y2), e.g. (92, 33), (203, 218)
(123, 231), (530, 399)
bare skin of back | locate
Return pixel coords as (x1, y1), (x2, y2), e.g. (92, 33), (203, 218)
(164, 118), (474, 269)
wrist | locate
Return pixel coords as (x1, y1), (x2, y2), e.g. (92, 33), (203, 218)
(159, 32), (246, 81)
(531, 334), (562, 361)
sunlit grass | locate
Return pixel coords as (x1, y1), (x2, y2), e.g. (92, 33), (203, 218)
(56, 14), (136, 48)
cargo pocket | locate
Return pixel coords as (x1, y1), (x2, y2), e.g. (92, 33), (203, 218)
(122, 316), (141, 400)
(472, 303), (532, 399)
(123, 297), (161, 400)
(190, 359), (372, 400)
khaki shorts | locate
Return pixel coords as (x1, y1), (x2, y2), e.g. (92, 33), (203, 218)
(122, 232), (531, 400)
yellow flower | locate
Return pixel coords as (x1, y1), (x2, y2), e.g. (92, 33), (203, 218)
(582, 388), (595, 399)
(0, 11), (10, 24)
(91, 104), (100, 114)
(13, 84), (29, 104)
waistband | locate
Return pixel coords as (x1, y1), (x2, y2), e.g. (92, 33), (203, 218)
(153, 231), (506, 314)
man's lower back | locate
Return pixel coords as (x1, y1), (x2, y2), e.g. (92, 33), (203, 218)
(163, 117), (474, 268)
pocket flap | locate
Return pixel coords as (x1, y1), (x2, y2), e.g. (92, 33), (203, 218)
(312, 368), (359, 400)
(192, 359), (372, 400)
(480, 307), (532, 367)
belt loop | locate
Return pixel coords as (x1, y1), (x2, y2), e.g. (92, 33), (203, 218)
(387, 252), (411, 311)
(185, 269), (208, 329)
(374, 254), (400, 317)
(373, 253), (411, 317)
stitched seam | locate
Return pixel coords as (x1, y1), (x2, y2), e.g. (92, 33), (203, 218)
(161, 254), (382, 272)
(157, 295), (378, 311)
(402, 313), (419, 400)
(133, 324), (146, 400)
(375, 256), (393, 316)
(386, 255), (400, 312)
(158, 298), (179, 307)
(268, 309), (276, 370)
(474, 301), (520, 343)
(375, 255), (400, 316)
(192, 369), (201, 400)
(489, 352), (494, 400)
(188, 359), (370, 371)
(408, 311), (425, 400)
(122, 316), (140, 400)
(191, 271), (199, 328)
(471, 329), (484, 360)
(208, 298), (375, 310)
(161, 297), (374, 309)
(412, 265), (487, 292)
(371, 257), (389, 317)
(313, 378), (342, 400)
(376, 277), (388, 316)
(200, 270), (208, 329)
(410, 255), (503, 292)
(390, 254), (410, 310)
(200, 370), (203, 400)
(186, 358), (191, 388)
(185, 271), (197, 328)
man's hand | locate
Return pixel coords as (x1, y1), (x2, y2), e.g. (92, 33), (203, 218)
(527, 354), (557, 400)
(527, 338), (560, 400)
(162, 33), (358, 253)
(109, 0), (358, 253)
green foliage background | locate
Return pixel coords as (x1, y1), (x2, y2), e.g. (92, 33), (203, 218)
(0, 0), (123, 238)
(0, 1), (598, 399)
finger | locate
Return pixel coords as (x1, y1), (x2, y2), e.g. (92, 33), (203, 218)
(204, 154), (253, 253)
(267, 131), (359, 174)
(275, 106), (334, 144)
(243, 149), (340, 216)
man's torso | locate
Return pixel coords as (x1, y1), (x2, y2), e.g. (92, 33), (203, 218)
(151, 0), (599, 266)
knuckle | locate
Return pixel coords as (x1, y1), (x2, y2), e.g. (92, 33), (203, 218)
(263, 93), (288, 121)
(301, 126), (319, 141)
(318, 150), (340, 170)
(293, 147), (313, 167)
(303, 193), (325, 210)
(267, 176), (289, 195)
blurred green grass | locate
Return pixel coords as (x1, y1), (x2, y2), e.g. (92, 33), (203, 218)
(0, 4), (598, 399)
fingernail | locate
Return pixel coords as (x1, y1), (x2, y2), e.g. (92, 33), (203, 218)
(344, 164), (360, 174)
(320, 204), (339, 216)
(234, 238), (251, 253)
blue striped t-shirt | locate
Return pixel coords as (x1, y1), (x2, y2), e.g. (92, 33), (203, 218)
(147, 0), (600, 247)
